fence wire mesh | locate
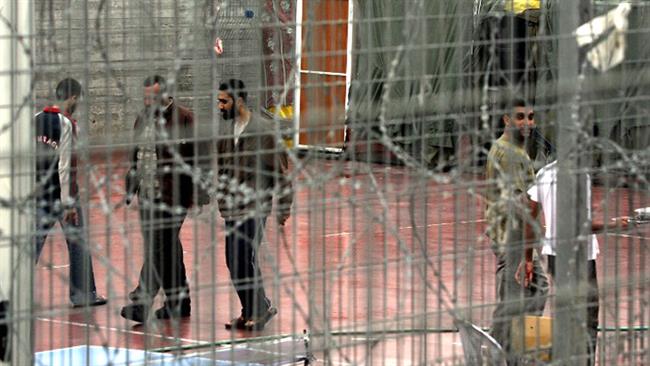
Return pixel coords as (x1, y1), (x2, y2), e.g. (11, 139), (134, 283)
(0, 0), (649, 365)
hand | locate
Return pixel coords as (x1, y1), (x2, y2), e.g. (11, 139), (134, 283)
(612, 216), (631, 229)
(125, 169), (139, 198)
(214, 37), (223, 55)
(63, 208), (78, 225)
(277, 213), (290, 226)
(515, 259), (534, 288)
(190, 205), (204, 217)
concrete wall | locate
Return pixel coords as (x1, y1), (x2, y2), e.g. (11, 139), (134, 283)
(34, 0), (264, 145)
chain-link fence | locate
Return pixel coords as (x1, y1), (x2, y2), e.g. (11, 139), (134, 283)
(1, 0), (649, 365)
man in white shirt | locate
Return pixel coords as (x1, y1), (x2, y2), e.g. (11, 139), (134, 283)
(528, 160), (629, 366)
(33, 78), (106, 308)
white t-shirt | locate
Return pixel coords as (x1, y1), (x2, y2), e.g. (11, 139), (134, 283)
(527, 161), (599, 260)
(233, 117), (250, 145)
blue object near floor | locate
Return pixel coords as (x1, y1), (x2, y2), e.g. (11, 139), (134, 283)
(34, 345), (239, 366)
(34, 337), (307, 365)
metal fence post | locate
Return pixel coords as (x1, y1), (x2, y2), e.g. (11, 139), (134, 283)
(554, 0), (590, 364)
(0, 0), (34, 365)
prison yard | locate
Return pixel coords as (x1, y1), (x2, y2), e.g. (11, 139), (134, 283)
(1, 1), (650, 365)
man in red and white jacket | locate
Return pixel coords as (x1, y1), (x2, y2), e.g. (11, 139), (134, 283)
(33, 78), (106, 308)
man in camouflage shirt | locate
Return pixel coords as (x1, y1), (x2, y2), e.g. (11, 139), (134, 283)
(485, 98), (548, 359)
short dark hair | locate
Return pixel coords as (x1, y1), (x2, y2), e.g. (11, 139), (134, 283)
(501, 97), (529, 115)
(218, 79), (247, 103)
(499, 97), (530, 124)
(495, 97), (530, 136)
(55, 78), (82, 101)
(143, 75), (167, 91)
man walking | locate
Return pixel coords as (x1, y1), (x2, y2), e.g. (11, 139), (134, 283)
(121, 75), (206, 323)
(485, 98), (548, 360)
(33, 78), (107, 308)
(216, 79), (293, 331)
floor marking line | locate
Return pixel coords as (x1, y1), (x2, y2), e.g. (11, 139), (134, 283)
(324, 219), (484, 238)
(37, 317), (209, 346)
(610, 233), (649, 240)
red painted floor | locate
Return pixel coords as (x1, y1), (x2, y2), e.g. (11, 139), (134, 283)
(33, 152), (650, 364)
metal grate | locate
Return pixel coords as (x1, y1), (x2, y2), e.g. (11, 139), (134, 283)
(0, 1), (648, 365)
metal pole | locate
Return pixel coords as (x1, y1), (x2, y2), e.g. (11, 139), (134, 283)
(0, 0), (33, 365)
(554, 0), (590, 364)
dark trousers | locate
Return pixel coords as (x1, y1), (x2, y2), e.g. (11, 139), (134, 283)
(547, 255), (599, 366)
(0, 300), (10, 362)
(33, 201), (99, 304)
(496, 15), (535, 89)
(225, 217), (271, 319)
(490, 248), (549, 362)
(130, 204), (190, 306)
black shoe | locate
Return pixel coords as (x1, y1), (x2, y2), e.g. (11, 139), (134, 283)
(224, 315), (248, 330)
(155, 301), (191, 319)
(72, 295), (107, 309)
(120, 303), (148, 323)
(245, 307), (278, 331)
(128, 288), (144, 303)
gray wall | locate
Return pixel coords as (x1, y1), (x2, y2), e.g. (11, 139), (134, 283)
(34, 0), (263, 145)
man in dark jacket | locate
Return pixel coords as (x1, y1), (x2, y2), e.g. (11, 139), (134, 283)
(33, 78), (107, 308)
(121, 75), (206, 323)
(216, 79), (293, 331)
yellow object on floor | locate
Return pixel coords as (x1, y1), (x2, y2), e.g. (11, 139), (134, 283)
(511, 315), (552, 362)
